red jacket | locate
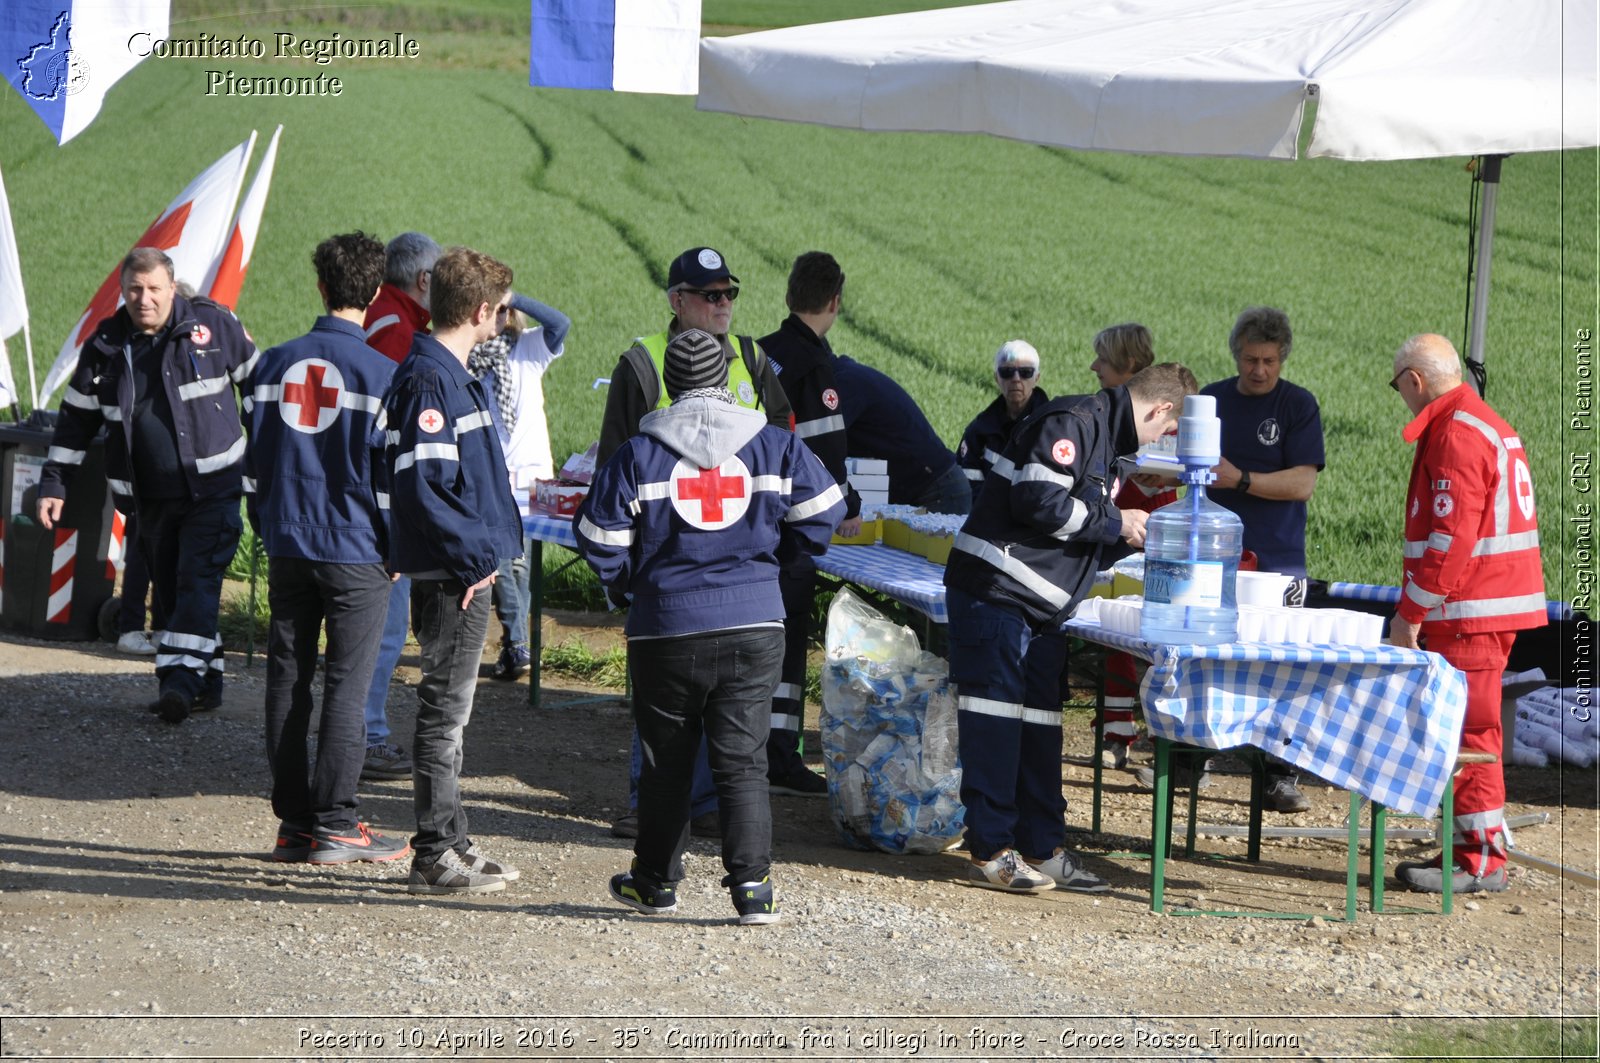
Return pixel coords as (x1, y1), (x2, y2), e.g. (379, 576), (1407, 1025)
(362, 283), (430, 363)
(1398, 384), (1544, 635)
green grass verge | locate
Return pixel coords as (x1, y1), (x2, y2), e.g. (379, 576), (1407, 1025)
(540, 637), (626, 687)
(1387, 1017), (1597, 1061)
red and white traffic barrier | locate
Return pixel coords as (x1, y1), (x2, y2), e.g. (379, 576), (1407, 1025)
(48, 527), (77, 624)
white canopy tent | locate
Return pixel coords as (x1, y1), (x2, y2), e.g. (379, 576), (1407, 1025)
(698, 0), (1598, 380)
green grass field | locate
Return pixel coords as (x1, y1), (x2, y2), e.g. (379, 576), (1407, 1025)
(1, 1), (1593, 593)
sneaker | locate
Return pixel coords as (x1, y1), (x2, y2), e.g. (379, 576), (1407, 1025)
(307, 822), (411, 864)
(116, 630), (157, 656)
(769, 765), (828, 797)
(1129, 734), (1154, 755)
(361, 742), (412, 781)
(491, 644), (533, 681)
(1132, 763), (1213, 791)
(609, 870), (677, 915)
(193, 684), (223, 712)
(1097, 744), (1129, 770)
(965, 849), (1056, 894)
(1026, 848), (1110, 893)
(271, 823), (314, 862)
(610, 812), (639, 839)
(1397, 859), (1509, 894)
(690, 811), (721, 838)
(731, 876), (780, 925)
(148, 690), (189, 725)
(1263, 776), (1311, 814)
(408, 848), (506, 895)
(457, 843), (520, 882)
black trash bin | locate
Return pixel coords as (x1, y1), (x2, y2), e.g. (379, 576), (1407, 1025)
(0, 411), (117, 641)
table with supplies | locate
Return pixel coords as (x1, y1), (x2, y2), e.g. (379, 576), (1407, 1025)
(1064, 606), (1470, 917)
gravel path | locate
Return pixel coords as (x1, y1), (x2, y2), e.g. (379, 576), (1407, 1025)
(1, 629), (1595, 1060)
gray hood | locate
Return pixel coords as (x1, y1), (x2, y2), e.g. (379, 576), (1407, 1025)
(639, 396), (767, 468)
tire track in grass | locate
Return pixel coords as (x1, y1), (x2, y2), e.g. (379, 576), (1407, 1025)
(478, 92), (667, 288)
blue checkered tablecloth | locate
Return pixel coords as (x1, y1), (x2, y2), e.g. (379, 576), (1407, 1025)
(816, 545), (949, 624)
(1063, 619), (1469, 817)
(524, 513), (579, 550)
(1325, 581), (1571, 620)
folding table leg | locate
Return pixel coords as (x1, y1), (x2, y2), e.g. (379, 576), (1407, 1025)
(1091, 647), (1106, 835)
(1247, 758), (1264, 862)
(1369, 802), (1387, 914)
(1150, 738), (1170, 913)
(1441, 776), (1455, 916)
(528, 539), (544, 710)
(1346, 790), (1361, 921)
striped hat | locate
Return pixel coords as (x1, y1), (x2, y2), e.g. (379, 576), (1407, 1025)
(663, 328), (729, 399)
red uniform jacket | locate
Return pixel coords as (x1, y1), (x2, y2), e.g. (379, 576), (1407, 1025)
(1398, 385), (1544, 636)
(362, 283), (430, 363)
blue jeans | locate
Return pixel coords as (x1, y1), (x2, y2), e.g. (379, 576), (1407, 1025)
(409, 576), (493, 863)
(490, 533), (534, 648)
(362, 575), (411, 747)
(946, 586), (1068, 863)
(138, 494), (241, 703)
(264, 558), (390, 833)
(629, 627), (783, 886)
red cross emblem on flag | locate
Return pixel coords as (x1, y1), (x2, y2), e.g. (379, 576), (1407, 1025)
(670, 456), (752, 529)
(279, 359), (345, 434)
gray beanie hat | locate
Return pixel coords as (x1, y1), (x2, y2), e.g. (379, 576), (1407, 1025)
(663, 328), (729, 399)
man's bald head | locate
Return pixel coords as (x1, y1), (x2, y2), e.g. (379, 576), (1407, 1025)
(1393, 333), (1463, 414)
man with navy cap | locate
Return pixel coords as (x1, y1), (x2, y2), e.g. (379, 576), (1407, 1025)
(598, 247), (795, 840)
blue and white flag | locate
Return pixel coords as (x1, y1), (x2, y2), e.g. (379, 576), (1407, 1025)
(530, 0), (701, 95)
(1, 1), (170, 145)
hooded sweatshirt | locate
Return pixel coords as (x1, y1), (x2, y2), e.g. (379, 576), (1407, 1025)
(575, 396), (845, 638)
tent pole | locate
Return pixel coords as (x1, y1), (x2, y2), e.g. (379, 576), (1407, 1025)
(1465, 153), (1504, 395)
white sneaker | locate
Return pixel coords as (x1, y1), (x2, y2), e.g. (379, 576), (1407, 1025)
(1026, 848), (1110, 893)
(116, 630), (157, 656)
(965, 850), (1055, 893)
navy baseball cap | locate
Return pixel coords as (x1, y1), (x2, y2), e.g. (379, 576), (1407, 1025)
(667, 247), (739, 289)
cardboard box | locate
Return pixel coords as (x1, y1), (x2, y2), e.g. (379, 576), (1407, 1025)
(881, 518), (912, 552)
(831, 518), (880, 546)
(922, 533), (953, 565)
(849, 473), (890, 493)
(533, 479), (588, 518)
(846, 457), (888, 475)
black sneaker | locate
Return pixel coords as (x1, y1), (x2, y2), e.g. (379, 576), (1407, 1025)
(307, 822), (411, 864)
(769, 765), (828, 797)
(148, 690), (189, 724)
(491, 644), (532, 681)
(731, 876), (780, 925)
(609, 870), (677, 915)
(1263, 776), (1311, 813)
(271, 823), (314, 862)
(361, 742), (412, 781)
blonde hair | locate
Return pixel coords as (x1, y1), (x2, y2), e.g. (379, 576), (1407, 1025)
(1093, 323), (1155, 376)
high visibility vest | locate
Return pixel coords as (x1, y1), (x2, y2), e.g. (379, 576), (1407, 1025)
(637, 330), (762, 412)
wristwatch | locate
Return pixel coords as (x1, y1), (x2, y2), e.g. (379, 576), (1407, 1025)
(1237, 469), (1252, 494)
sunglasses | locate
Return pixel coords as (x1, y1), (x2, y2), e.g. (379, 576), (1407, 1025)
(1388, 367), (1413, 392)
(997, 366), (1036, 380)
(680, 286), (739, 304)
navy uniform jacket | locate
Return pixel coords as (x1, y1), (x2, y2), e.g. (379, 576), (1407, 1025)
(759, 314), (860, 521)
(575, 397), (844, 639)
(242, 315), (395, 564)
(832, 355), (957, 505)
(945, 387), (1137, 627)
(40, 295), (259, 512)
(956, 388), (1051, 502)
(384, 333), (523, 584)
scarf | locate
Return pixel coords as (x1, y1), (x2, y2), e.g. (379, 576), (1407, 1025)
(467, 333), (517, 435)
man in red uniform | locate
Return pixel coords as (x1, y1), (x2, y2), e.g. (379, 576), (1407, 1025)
(363, 231), (438, 362)
(1388, 333), (1545, 894)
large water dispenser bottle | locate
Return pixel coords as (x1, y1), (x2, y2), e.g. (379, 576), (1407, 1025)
(1139, 394), (1243, 645)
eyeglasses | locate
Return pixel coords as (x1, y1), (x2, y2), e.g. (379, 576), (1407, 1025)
(679, 286), (739, 304)
(1388, 367), (1414, 392)
(494, 303), (512, 319)
(997, 366), (1036, 380)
